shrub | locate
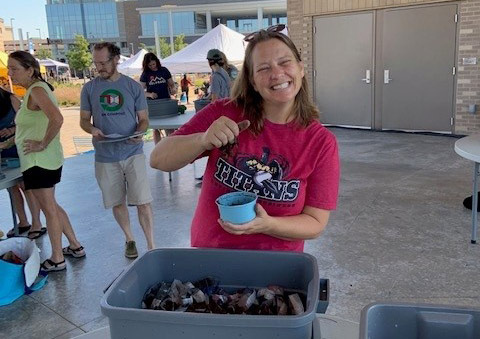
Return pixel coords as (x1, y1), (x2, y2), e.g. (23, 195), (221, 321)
(53, 83), (82, 107)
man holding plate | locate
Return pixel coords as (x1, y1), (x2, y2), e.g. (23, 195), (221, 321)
(80, 42), (155, 259)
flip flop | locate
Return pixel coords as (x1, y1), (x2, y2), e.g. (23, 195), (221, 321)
(6, 224), (32, 238)
(27, 227), (47, 240)
(62, 245), (86, 258)
(41, 259), (66, 272)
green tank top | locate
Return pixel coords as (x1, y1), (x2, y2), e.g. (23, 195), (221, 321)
(14, 81), (64, 172)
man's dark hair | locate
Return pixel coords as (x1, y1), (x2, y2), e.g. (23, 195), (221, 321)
(93, 42), (121, 58)
(207, 49), (225, 67)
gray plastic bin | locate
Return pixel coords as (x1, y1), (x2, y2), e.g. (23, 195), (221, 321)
(147, 98), (178, 118)
(101, 248), (329, 339)
(360, 302), (480, 339)
(194, 99), (210, 112)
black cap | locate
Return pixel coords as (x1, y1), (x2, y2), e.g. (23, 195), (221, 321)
(207, 49), (222, 60)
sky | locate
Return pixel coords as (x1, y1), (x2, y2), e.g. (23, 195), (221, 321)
(1, 0), (49, 40)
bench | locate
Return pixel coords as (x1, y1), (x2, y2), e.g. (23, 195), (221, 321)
(72, 136), (93, 154)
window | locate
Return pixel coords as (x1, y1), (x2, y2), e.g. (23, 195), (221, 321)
(227, 20), (236, 31)
(238, 19), (257, 33)
(140, 13), (168, 36)
(172, 12), (195, 35)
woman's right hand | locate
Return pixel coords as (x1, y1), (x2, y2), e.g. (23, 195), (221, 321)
(148, 92), (158, 99)
(200, 116), (250, 151)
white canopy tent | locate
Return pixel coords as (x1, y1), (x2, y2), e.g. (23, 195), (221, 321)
(117, 49), (148, 76)
(118, 55), (129, 64)
(162, 24), (246, 74)
(38, 58), (71, 80)
(39, 58), (70, 73)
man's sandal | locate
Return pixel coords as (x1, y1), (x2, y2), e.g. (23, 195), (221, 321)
(62, 245), (86, 258)
(41, 259), (66, 272)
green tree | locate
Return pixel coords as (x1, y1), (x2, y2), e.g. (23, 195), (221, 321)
(138, 42), (155, 53)
(66, 35), (92, 83)
(36, 48), (52, 60)
(159, 38), (171, 58)
(158, 35), (187, 58)
(174, 34), (187, 52)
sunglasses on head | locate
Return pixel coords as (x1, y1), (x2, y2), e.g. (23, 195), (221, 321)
(243, 24), (287, 42)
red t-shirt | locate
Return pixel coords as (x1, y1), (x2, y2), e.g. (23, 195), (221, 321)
(173, 99), (340, 252)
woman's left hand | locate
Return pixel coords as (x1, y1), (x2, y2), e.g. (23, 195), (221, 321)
(218, 204), (272, 236)
(23, 139), (45, 154)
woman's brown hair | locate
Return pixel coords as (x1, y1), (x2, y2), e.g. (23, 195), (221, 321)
(142, 52), (161, 72)
(9, 51), (54, 91)
(230, 30), (319, 135)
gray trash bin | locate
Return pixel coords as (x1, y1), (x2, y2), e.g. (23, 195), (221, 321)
(360, 302), (480, 339)
(194, 99), (211, 112)
(101, 248), (329, 339)
(147, 98), (178, 118)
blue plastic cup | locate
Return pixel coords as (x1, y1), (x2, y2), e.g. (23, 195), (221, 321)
(216, 191), (258, 224)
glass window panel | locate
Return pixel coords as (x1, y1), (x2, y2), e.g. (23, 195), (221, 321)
(101, 21), (107, 35)
(142, 13), (169, 36)
(227, 20), (236, 31)
(238, 19), (256, 33)
(141, 14), (150, 35)
(172, 12), (194, 35)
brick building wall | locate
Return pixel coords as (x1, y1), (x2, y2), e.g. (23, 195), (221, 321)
(288, 0), (480, 134)
(123, 0), (142, 52)
(456, 0), (480, 134)
(288, 1), (314, 97)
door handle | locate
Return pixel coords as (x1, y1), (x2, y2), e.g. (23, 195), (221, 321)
(384, 70), (393, 84)
(362, 70), (371, 84)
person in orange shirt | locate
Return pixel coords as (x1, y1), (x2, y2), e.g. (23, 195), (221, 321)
(180, 74), (194, 104)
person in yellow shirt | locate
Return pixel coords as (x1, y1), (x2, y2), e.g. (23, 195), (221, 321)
(8, 51), (85, 272)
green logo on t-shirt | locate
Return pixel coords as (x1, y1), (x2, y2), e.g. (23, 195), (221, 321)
(100, 89), (124, 112)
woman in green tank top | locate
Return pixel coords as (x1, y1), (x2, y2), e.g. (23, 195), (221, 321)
(8, 51), (85, 272)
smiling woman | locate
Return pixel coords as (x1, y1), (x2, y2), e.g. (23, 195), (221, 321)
(150, 26), (340, 253)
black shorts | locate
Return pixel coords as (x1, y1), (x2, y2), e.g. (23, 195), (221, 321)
(23, 166), (62, 190)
